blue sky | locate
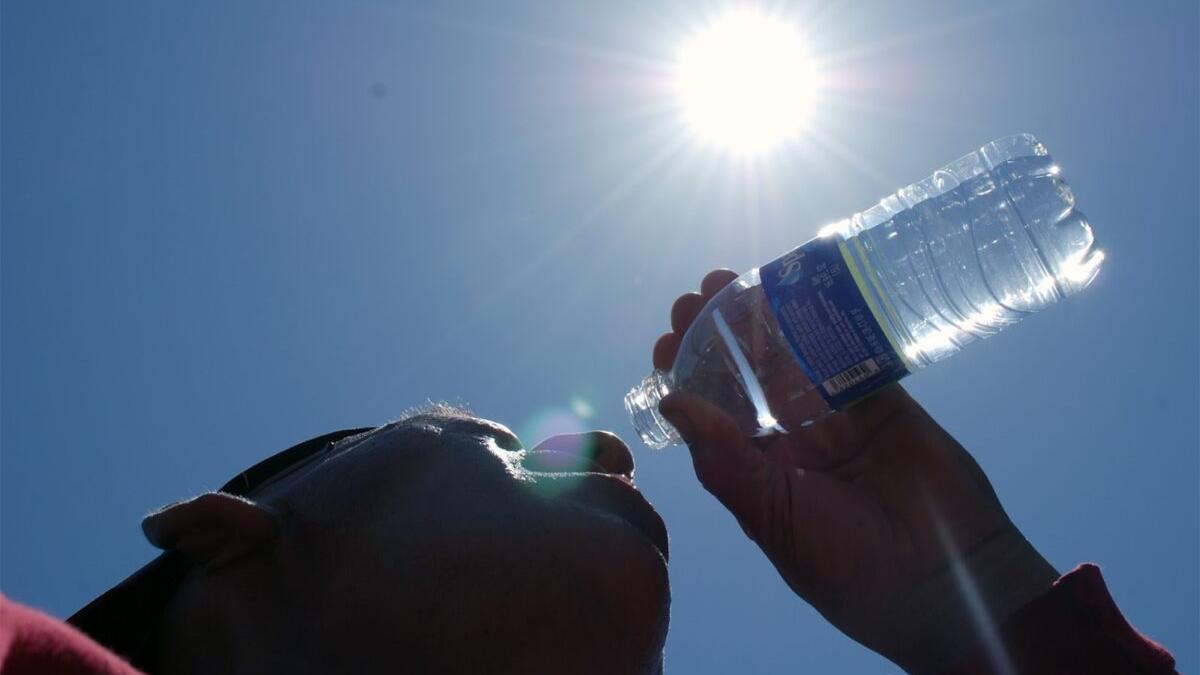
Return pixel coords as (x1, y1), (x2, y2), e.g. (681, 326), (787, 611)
(3, 1), (1197, 673)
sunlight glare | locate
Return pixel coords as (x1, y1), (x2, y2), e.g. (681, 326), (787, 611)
(675, 10), (820, 154)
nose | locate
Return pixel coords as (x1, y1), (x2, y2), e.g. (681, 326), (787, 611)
(529, 431), (636, 478)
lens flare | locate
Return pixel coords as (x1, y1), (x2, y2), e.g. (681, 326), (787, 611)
(519, 407), (590, 497)
(569, 396), (596, 419)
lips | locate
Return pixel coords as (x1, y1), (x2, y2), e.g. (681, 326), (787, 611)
(561, 473), (670, 563)
(520, 431), (668, 562)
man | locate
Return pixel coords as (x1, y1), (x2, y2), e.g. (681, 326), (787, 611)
(54, 409), (670, 675)
(2, 271), (1178, 674)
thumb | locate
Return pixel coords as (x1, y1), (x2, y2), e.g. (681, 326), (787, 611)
(660, 393), (767, 522)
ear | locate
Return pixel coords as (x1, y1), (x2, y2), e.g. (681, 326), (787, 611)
(142, 492), (281, 569)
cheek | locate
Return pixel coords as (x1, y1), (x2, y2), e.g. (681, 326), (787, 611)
(536, 504), (667, 584)
(305, 482), (671, 669)
(385, 493), (671, 616)
(521, 507), (671, 663)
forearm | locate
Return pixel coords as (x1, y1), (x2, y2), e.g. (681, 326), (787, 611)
(884, 526), (1059, 675)
(944, 563), (1178, 675)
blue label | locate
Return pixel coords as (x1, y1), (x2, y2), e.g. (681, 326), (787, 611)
(761, 237), (908, 409)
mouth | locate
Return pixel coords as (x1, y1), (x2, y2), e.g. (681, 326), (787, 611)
(513, 430), (666, 561)
(562, 473), (670, 563)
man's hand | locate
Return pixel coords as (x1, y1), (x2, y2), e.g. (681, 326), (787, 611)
(654, 269), (1058, 674)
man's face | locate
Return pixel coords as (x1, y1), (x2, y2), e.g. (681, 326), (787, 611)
(158, 410), (670, 675)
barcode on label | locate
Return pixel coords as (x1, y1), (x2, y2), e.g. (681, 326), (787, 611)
(822, 358), (880, 396)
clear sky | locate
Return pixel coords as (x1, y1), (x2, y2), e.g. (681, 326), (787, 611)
(3, 1), (1197, 673)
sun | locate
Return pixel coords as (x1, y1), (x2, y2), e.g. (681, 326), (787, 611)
(675, 10), (821, 154)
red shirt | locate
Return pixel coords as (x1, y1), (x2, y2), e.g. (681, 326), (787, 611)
(0, 594), (143, 675)
(0, 565), (1179, 674)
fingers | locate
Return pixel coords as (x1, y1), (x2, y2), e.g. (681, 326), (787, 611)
(670, 269), (739, 335)
(700, 268), (739, 300)
(652, 332), (681, 371)
(659, 392), (767, 525)
(670, 293), (705, 334)
(653, 268), (739, 369)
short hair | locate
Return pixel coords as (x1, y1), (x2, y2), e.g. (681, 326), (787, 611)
(390, 400), (476, 425)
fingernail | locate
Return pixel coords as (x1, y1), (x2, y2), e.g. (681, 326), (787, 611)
(659, 403), (696, 444)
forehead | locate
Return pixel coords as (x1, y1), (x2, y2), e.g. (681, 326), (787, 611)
(365, 406), (521, 453)
(252, 408), (520, 499)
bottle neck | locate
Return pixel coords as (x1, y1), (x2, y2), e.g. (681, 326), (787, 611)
(624, 370), (681, 450)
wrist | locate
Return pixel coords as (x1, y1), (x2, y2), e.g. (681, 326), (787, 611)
(887, 526), (1058, 675)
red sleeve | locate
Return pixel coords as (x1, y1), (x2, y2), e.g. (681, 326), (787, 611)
(1, 594), (144, 675)
(946, 564), (1177, 675)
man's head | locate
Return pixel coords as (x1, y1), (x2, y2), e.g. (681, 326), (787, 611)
(128, 406), (670, 674)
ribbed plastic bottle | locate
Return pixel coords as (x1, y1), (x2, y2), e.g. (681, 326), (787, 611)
(626, 133), (1104, 449)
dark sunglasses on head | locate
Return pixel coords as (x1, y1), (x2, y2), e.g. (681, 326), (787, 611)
(68, 426), (375, 669)
(219, 427), (375, 497)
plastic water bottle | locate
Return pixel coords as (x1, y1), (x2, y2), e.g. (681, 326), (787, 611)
(626, 133), (1103, 449)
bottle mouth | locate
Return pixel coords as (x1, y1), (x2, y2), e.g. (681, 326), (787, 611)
(624, 371), (681, 450)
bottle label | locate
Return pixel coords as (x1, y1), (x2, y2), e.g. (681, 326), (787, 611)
(761, 236), (909, 409)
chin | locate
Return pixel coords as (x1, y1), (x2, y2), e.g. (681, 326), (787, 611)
(548, 505), (672, 669)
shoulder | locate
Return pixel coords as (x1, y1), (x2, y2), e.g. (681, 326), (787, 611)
(1, 594), (145, 675)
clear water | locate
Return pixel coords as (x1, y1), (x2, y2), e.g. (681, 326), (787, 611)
(842, 140), (1102, 369)
(627, 134), (1102, 449)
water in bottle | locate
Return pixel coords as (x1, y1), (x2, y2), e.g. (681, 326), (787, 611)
(626, 133), (1103, 449)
